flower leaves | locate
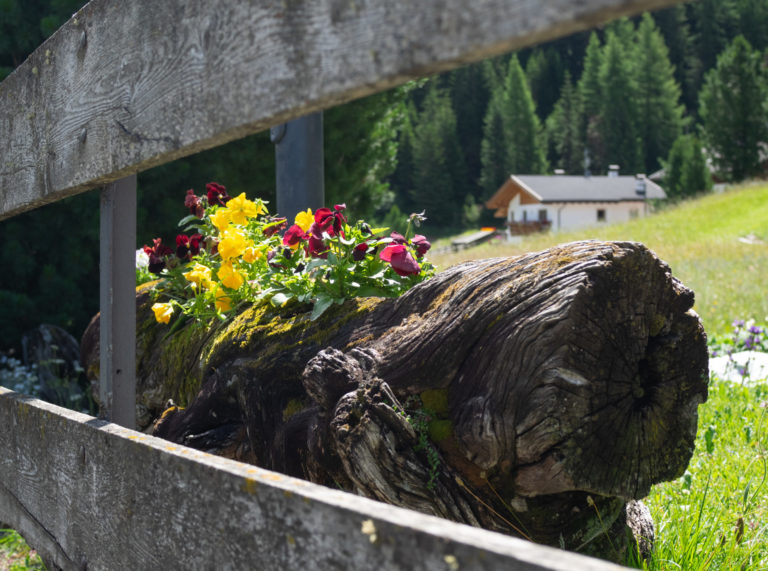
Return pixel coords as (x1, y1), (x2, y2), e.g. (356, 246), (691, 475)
(142, 183), (435, 326)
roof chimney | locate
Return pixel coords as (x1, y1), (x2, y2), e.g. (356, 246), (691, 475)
(608, 164), (620, 178)
(635, 174), (647, 196)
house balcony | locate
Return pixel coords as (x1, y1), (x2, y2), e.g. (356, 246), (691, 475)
(507, 220), (552, 235)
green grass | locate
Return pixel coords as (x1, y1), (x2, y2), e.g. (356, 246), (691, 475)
(431, 183), (768, 338)
(637, 379), (768, 569)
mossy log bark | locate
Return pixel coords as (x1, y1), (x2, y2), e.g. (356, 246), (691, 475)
(83, 240), (709, 561)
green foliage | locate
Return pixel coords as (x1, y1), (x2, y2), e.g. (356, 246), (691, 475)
(635, 13), (686, 174)
(699, 35), (768, 182)
(663, 134), (713, 199)
(0, 529), (45, 570)
(410, 84), (467, 228)
(639, 378), (768, 569)
(546, 71), (584, 174)
(598, 27), (641, 174)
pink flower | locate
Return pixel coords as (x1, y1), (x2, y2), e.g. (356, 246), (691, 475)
(282, 225), (308, 249)
(412, 234), (431, 257)
(380, 244), (420, 276)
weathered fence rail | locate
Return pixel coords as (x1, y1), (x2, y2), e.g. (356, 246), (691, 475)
(0, 387), (624, 570)
(0, 0), (684, 568)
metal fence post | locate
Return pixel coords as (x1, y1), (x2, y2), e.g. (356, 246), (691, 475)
(99, 175), (137, 429)
(271, 112), (325, 221)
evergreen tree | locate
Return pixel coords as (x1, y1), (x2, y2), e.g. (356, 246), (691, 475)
(663, 134), (712, 199)
(448, 62), (491, 199)
(689, 0), (740, 97)
(410, 85), (467, 227)
(652, 4), (697, 117)
(525, 47), (564, 121)
(598, 30), (641, 173)
(699, 35), (768, 181)
(578, 32), (605, 173)
(502, 55), (547, 174)
(635, 13), (686, 174)
(479, 91), (510, 198)
(388, 102), (418, 215)
(546, 72), (584, 174)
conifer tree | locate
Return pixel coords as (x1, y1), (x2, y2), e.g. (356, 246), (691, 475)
(546, 71), (584, 174)
(479, 92), (510, 199)
(578, 32), (605, 173)
(699, 35), (768, 181)
(598, 30), (641, 173)
(635, 13), (686, 174)
(663, 134), (712, 199)
(410, 85), (467, 227)
(502, 55), (547, 174)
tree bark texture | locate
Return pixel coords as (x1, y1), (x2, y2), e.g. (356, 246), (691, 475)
(82, 240), (709, 560)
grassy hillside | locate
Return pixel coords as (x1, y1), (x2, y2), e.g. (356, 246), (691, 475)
(430, 183), (768, 338)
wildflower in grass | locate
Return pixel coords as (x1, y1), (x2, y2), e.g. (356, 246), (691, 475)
(380, 243), (420, 276)
(218, 261), (245, 290)
(226, 192), (262, 225)
(218, 228), (250, 260)
(152, 302), (174, 324)
(283, 225), (308, 250)
(206, 182), (230, 206)
(295, 208), (314, 232)
(184, 263), (213, 290)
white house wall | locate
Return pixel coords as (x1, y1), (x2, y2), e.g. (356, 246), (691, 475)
(510, 201), (647, 232)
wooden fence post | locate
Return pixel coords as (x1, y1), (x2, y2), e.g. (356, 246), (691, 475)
(272, 112), (325, 222)
(99, 175), (137, 429)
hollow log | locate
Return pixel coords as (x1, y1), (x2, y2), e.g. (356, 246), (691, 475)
(83, 240), (709, 560)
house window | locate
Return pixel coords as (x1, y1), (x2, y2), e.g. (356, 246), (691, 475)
(597, 209), (606, 222)
(523, 210), (528, 222)
(538, 209), (547, 222)
(629, 208), (639, 220)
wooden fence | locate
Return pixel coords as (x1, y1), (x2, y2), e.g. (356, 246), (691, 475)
(0, 0), (681, 568)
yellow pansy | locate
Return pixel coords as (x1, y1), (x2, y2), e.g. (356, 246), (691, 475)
(183, 262), (213, 289)
(242, 246), (262, 263)
(218, 227), (250, 260)
(151, 302), (174, 324)
(214, 292), (232, 312)
(218, 261), (245, 290)
(226, 193), (262, 225)
(294, 208), (313, 232)
(210, 208), (231, 232)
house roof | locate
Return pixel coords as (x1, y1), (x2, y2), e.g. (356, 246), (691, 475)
(485, 174), (666, 212)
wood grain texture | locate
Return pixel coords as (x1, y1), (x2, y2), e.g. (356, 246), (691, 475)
(0, 387), (623, 571)
(0, 0), (683, 220)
